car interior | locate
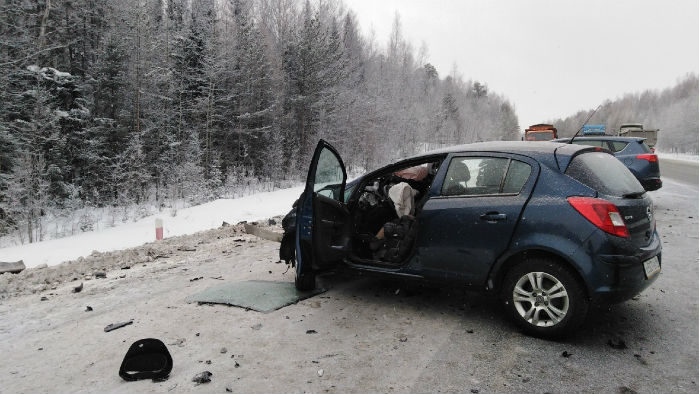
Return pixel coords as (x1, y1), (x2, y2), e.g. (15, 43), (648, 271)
(347, 159), (442, 266)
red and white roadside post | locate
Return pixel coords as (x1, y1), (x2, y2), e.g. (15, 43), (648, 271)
(155, 218), (163, 240)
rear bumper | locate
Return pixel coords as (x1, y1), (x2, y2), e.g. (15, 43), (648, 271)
(640, 177), (662, 191)
(591, 256), (660, 304)
(590, 233), (662, 304)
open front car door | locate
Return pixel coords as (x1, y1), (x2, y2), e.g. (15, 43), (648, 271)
(295, 140), (351, 290)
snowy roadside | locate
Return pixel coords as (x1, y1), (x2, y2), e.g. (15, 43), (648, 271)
(0, 187), (302, 269)
(656, 152), (698, 162)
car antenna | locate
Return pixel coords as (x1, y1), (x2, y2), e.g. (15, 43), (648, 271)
(569, 104), (602, 144)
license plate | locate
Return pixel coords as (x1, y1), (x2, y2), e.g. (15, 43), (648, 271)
(643, 256), (661, 279)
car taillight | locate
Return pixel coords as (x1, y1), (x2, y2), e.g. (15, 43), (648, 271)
(567, 197), (630, 238)
(636, 154), (658, 162)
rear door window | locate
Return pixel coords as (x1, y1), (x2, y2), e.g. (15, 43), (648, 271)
(565, 152), (644, 196)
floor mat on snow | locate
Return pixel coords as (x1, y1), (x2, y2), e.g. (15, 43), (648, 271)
(185, 280), (325, 312)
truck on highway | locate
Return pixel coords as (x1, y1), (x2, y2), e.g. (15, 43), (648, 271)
(523, 124), (558, 141)
(618, 123), (659, 149)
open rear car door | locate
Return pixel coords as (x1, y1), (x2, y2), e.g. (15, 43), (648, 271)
(295, 140), (351, 290)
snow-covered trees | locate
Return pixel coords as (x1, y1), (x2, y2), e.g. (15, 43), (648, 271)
(550, 74), (698, 153)
(0, 0), (520, 242)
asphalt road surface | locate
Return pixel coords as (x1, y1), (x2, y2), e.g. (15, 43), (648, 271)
(661, 158), (698, 186)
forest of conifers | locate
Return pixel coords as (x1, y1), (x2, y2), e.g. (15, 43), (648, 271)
(1, 0), (696, 244)
(0, 0), (520, 241)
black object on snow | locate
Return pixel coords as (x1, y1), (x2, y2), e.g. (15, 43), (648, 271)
(192, 371), (212, 384)
(189, 277), (204, 282)
(94, 272), (107, 279)
(40, 296), (48, 301)
(73, 282), (83, 293)
(306, 330), (317, 334)
(104, 320), (134, 332)
(119, 338), (173, 382)
(607, 339), (627, 350)
(561, 351), (572, 358)
(85, 306), (93, 312)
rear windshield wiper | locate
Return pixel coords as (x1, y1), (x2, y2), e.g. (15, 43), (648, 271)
(622, 191), (645, 198)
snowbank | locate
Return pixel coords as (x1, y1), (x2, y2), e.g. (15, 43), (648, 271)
(656, 152), (699, 162)
(0, 187), (303, 268)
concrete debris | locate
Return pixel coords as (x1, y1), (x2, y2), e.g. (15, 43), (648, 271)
(104, 320), (133, 332)
(0, 260), (26, 274)
(191, 371), (212, 384)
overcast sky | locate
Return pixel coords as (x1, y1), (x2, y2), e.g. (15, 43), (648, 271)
(348, 0), (699, 130)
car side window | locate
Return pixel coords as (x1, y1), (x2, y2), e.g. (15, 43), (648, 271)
(610, 141), (629, 152)
(502, 160), (532, 194)
(442, 157), (530, 196)
(572, 140), (607, 148)
(314, 148), (344, 197)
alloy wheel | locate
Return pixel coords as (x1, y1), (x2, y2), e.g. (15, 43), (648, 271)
(512, 271), (569, 327)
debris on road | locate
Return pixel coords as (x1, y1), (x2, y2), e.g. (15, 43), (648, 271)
(191, 371), (212, 384)
(608, 339), (628, 350)
(104, 320), (133, 332)
(0, 260), (25, 274)
(633, 354), (649, 365)
(119, 338), (173, 382)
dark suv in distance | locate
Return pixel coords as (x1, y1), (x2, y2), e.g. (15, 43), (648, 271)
(552, 136), (662, 191)
(281, 140), (661, 338)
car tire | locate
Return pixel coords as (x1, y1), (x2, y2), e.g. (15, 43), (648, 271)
(294, 245), (316, 291)
(501, 258), (589, 338)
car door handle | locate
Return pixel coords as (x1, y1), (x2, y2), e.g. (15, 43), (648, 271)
(480, 212), (507, 222)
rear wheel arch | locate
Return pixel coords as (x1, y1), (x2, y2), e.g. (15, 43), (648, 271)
(492, 249), (590, 301)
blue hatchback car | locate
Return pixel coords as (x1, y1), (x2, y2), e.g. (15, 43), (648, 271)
(281, 140), (661, 337)
(552, 136), (662, 191)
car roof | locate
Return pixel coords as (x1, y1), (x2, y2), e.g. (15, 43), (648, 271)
(402, 141), (596, 171)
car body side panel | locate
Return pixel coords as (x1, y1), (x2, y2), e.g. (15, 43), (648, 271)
(487, 165), (598, 288)
(414, 152), (540, 285)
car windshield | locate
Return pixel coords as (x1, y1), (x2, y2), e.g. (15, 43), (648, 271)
(565, 151), (645, 197)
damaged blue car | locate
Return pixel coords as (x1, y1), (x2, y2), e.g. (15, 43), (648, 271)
(280, 140), (661, 337)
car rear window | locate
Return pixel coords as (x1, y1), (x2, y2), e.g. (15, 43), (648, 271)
(565, 152), (644, 196)
(609, 141), (629, 152)
(638, 141), (652, 153)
